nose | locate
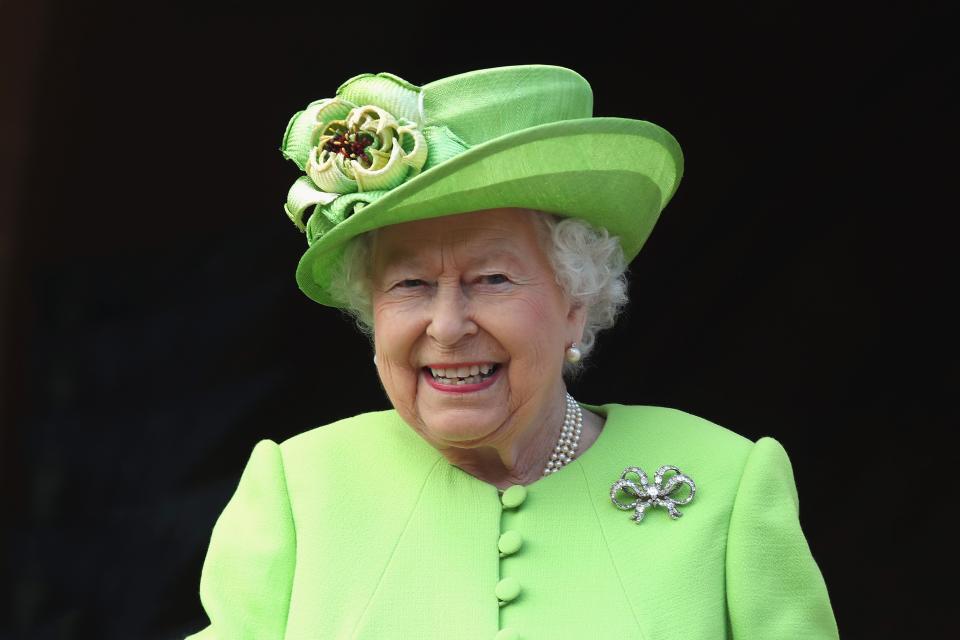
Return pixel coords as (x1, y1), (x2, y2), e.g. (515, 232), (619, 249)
(425, 279), (478, 346)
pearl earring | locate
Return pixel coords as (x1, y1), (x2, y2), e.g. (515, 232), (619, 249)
(373, 354), (378, 366)
(565, 343), (582, 364)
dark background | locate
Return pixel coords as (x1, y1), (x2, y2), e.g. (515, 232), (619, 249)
(1, 2), (953, 638)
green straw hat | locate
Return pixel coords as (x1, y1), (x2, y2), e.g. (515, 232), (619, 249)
(280, 64), (684, 307)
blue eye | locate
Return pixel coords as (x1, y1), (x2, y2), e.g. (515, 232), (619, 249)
(482, 274), (509, 285)
(398, 279), (426, 288)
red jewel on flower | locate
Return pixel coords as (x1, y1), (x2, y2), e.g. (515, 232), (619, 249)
(322, 127), (376, 168)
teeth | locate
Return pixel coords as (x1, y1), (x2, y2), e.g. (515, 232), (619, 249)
(428, 364), (497, 384)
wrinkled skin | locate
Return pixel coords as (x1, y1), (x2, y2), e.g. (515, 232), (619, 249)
(370, 208), (604, 488)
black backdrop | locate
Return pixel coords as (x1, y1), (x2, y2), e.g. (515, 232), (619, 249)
(1, 2), (952, 638)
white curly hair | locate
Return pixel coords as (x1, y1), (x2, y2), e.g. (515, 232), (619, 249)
(326, 209), (630, 377)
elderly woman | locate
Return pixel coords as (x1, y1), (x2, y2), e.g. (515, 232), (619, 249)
(186, 64), (839, 639)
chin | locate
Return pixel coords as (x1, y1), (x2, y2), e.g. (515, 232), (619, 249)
(418, 409), (506, 447)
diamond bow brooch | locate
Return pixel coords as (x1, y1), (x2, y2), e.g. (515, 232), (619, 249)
(610, 465), (697, 524)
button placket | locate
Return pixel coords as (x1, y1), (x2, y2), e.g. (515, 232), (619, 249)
(495, 484), (526, 638)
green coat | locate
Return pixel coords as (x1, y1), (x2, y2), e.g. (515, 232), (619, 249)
(185, 403), (839, 639)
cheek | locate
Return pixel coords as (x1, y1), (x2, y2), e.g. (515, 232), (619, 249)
(373, 298), (409, 352)
(495, 294), (566, 371)
(373, 305), (423, 397)
(373, 339), (417, 419)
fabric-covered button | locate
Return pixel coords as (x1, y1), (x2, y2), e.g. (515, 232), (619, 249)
(498, 530), (523, 556)
(494, 628), (520, 640)
(495, 576), (521, 602)
(500, 484), (527, 508)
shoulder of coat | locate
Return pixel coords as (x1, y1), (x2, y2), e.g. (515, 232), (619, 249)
(600, 403), (755, 455)
(275, 409), (392, 455)
(275, 409), (438, 473)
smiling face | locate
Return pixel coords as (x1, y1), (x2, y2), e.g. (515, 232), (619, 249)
(369, 208), (587, 454)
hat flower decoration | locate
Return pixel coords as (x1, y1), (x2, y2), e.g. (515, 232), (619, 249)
(279, 65), (684, 308)
(304, 103), (426, 195)
(281, 72), (441, 241)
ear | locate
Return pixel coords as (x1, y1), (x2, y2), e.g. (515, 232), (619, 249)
(566, 299), (588, 345)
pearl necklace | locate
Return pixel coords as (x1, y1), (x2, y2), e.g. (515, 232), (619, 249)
(543, 393), (583, 475)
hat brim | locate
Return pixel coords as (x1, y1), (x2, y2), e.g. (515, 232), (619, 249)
(295, 116), (683, 307)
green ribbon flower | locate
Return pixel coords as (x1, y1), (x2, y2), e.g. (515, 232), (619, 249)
(306, 103), (427, 193)
(280, 72), (434, 240)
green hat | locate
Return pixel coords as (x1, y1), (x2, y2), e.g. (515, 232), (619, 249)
(280, 64), (684, 307)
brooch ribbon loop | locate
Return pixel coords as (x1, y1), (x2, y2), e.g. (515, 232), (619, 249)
(610, 465), (697, 524)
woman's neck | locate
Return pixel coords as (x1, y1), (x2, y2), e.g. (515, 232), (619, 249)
(436, 387), (606, 490)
